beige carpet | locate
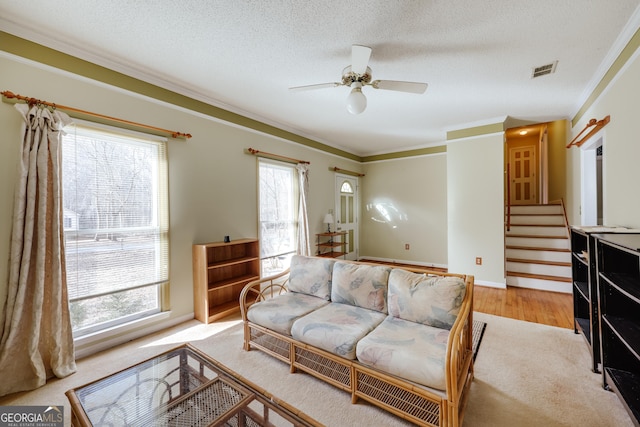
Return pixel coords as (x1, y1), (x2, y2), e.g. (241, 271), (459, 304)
(0, 312), (632, 426)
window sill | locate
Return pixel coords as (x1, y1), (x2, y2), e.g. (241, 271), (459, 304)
(74, 311), (187, 359)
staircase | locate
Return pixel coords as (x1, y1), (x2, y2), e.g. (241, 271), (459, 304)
(505, 202), (572, 293)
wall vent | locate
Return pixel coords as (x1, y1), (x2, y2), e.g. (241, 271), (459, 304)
(531, 61), (558, 78)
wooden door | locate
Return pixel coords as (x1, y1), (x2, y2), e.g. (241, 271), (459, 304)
(335, 175), (358, 260)
(510, 145), (537, 205)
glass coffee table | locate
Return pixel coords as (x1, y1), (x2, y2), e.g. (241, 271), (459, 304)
(66, 344), (321, 426)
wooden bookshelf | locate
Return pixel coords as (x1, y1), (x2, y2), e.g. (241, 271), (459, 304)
(192, 239), (259, 323)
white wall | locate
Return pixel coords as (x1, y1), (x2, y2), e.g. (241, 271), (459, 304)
(567, 48), (640, 228)
(447, 133), (506, 287)
(0, 54), (361, 342)
(360, 153), (448, 267)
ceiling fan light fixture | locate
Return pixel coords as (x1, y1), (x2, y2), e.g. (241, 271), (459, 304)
(289, 45), (428, 113)
(347, 83), (367, 114)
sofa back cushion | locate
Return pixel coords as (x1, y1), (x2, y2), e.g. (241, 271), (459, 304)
(331, 262), (391, 313)
(288, 255), (336, 300)
(388, 269), (467, 329)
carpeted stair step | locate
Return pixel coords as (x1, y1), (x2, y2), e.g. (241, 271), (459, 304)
(506, 271), (572, 293)
(506, 231), (568, 239)
(505, 245), (571, 263)
(506, 245), (570, 252)
(505, 234), (571, 250)
(506, 258), (571, 267)
(506, 271), (572, 283)
(509, 215), (566, 225)
(506, 257), (571, 277)
(507, 224), (568, 236)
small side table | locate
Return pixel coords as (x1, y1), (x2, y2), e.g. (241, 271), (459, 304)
(315, 231), (347, 258)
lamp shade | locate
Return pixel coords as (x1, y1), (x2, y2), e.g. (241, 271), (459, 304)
(346, 83), (367, 114)
(323, 213), (334, 224)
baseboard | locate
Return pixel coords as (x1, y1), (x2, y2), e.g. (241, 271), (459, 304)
(474, 280), (507, 289)
(74, 312), (195, 359)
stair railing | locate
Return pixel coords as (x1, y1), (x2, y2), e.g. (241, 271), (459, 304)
(506, 163), (511, 232)
(559, 198), (570, 236)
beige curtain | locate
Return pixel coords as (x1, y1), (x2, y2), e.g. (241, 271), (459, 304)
(0, 104), (76, 396)
(296, 163), (311, 256)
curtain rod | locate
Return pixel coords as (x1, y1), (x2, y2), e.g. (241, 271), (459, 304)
(1, 90), (192, 139)
(566, 115), (610, 148)
(246, 147), (309, 164)
(331, 167), (365, 177)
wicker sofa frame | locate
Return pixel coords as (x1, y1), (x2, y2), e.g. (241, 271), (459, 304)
(239, 260), (474, 427)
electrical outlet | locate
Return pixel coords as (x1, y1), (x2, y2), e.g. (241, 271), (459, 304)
(475, 257), (482, 265)
(405, 243), (410, 250)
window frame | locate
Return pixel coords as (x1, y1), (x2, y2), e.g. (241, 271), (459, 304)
(61, 121), (169, 338)
(258, 158), (299, 276)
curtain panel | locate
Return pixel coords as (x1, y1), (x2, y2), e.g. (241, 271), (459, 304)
(296, 163), (311, 256)
(0, 104), (77, 396)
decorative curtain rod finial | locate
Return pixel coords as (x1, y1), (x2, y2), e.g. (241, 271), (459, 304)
(1, 90), (16, 98)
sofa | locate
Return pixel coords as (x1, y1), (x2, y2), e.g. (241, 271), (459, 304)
(239, 255), (474, 427)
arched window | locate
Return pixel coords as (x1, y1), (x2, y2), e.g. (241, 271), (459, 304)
(340, 180), (353, 194)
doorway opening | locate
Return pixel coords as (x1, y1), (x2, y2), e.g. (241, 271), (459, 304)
(580, 134), (604, 226)
(505, 123), (549, 206)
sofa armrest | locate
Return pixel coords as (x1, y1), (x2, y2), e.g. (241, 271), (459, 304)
(444, 274), (474, 426)
(240, 269), (291, 322)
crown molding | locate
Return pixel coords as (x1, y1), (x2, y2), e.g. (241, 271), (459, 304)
(0, 25), (362, 161)
(572, 7), (640, 125)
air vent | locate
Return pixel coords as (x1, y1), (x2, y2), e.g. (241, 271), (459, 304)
(531, 61), (558, 78)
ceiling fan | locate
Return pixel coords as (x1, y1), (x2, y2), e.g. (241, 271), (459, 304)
(290, 45), (428, 114)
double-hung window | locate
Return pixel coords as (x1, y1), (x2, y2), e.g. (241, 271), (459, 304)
(258, 159), (298, 276)
(62, 123), (169, 337)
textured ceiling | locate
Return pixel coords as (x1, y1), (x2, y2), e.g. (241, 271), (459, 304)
(1, 1), (639, 156)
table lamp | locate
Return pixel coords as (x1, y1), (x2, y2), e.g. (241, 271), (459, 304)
(323, 213), (334, 233)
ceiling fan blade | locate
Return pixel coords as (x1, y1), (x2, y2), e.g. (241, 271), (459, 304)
(351, 45), (372, 75)
(371, 80), (428, 94)
(289, 82), (341, 92)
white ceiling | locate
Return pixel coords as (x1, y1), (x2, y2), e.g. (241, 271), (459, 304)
(1, 1), (639, 156)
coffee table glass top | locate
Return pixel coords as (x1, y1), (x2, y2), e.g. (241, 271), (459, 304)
(66, 344), (320, 427)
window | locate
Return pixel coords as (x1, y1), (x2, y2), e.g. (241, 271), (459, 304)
(62, 123), (169, 337)
(258, 159), (298, 276)
(340, 180), (354, 193)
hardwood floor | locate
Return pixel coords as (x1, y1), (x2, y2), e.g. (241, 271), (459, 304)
(474, 285), (573, 329)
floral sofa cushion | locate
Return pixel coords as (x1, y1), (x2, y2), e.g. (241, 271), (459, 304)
(247, 292), (330, 336)
(331, 262), (391, 313)
(287, 255), (336, 300)
(388, 269), (466, 329)
(290, 302), (387, 359)
(356, 316), (450, 391)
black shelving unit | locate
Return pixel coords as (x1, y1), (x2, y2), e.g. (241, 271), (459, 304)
(570, 227), (604, 372)
(595, 233), (640, 426)
(571, 228), (597, 360)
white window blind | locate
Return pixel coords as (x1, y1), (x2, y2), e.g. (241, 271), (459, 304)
(259, 159), (297, 276)
(62, 123), (169, 336)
